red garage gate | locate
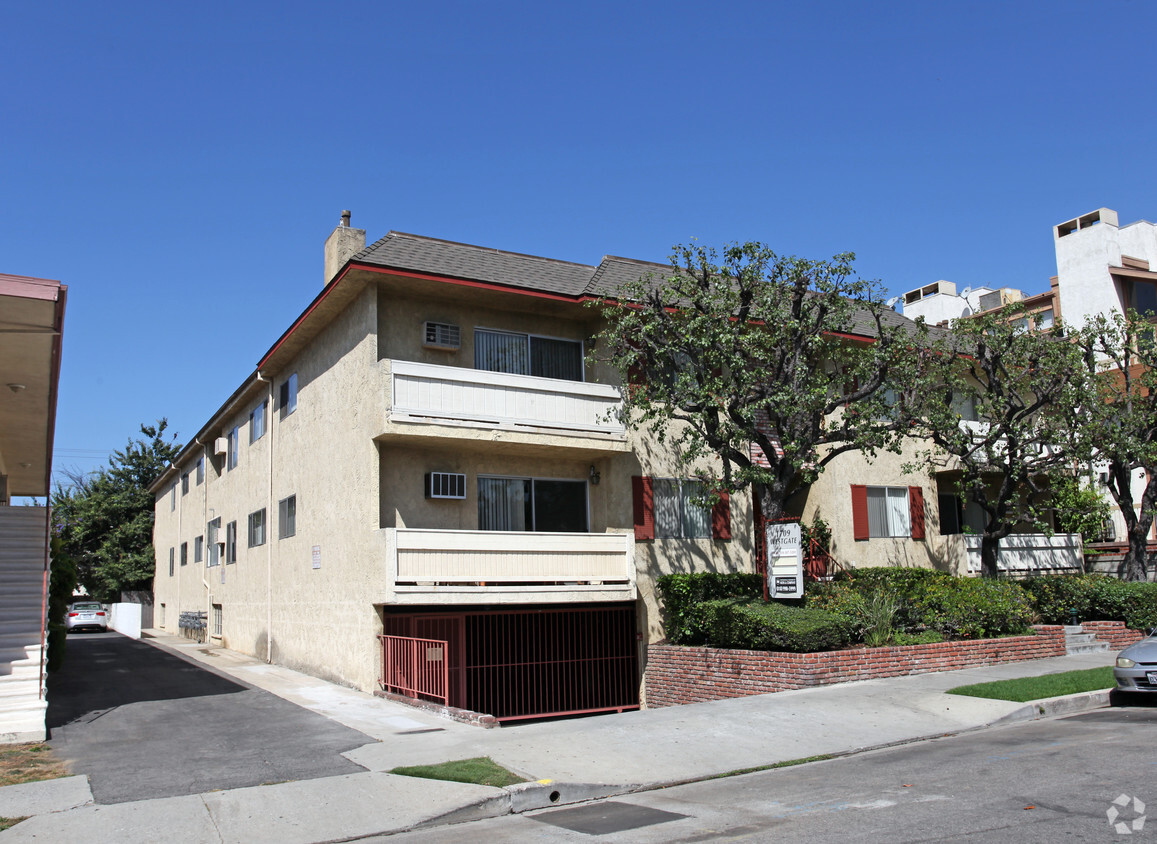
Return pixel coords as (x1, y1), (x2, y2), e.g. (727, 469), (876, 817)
(379, 604), (639, 721)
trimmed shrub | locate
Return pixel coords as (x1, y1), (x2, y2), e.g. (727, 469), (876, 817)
(913, 577), (1035, 640)
(686, 598), (855, 652)
(1022, 574), (1157, 630)
(656, 572), (764, 644)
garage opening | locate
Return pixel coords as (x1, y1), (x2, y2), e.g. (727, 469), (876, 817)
(379, 604), (639, 721)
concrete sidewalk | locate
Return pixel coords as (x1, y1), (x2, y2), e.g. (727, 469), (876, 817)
(0, 631), (1119, 843)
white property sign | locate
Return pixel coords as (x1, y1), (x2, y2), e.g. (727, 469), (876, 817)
(766, 522), (803, 599)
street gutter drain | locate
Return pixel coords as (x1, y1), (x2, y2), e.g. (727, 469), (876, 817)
(530, 802), (688, 835)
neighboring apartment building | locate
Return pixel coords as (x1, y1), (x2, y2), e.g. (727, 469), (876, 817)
(0, 273), (67, 743)
(902, 207), (1157, 550)
(151, 215), (1040, 720)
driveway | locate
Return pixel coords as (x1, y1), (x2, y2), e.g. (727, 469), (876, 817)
(47, 632), (370, 803)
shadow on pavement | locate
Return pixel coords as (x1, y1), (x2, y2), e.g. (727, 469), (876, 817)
(47, 632), (245, 729)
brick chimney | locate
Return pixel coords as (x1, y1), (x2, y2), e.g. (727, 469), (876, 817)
(324, 210), (366, 285)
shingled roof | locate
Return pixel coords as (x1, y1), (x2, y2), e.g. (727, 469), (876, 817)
(355, 231), (597, 297)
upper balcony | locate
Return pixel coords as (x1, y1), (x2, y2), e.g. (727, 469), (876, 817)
(379, 527), (636, 605)
(378, 360), (630, 455)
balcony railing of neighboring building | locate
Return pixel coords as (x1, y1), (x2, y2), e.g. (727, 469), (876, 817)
(388, 360), (626, 437)
(382, 527), (636, 602)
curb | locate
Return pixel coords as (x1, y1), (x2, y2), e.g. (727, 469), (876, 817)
(990, 689), (1111, 726)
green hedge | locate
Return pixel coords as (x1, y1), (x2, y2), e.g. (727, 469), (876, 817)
(1020, 575), (1157, 630)
(685, 598), (855, 652)
(656, 572), (764, 644)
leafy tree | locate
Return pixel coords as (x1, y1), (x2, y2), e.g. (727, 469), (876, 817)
(905, 308), (1087, 577)
(1073, 311), (1157, 581)
(52, 420), (181, 600)
(1048, 473), (1113, 549)
(594, 242), (922, 530)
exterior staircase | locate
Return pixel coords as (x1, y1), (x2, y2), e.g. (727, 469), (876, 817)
(1064, 624), (1112, 655)
(0, 507), (49, 744)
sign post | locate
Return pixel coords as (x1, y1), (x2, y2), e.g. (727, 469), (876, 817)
(766, 522), (803, 599)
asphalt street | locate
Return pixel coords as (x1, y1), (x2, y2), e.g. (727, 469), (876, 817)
(381, 704), (1157, 843)
(46, 632), (369, 804)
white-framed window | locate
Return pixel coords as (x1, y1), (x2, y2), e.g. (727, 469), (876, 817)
(207, 517), (221, 567)
(196, 457), (204, 485)
(181, 471), (189, 495)
(279, 373), (298, 419)
(194, 535), (204, 563)
(653, 479), (712, 539)
(278, 495), (296, 539)
(170, 486), (176, 511)
(249, 401), (266, 443)
(477, 476), (588, 532)
(474, 328), (583, 382)
(867, 486), (911, 538)
(180, 542), (188, 567)
(248, 509), (266, 547)
(159, 603), (165, 628)
(225, 521), (237, 564)
(227, 427), (239, 470)
(212, 604), (222, 638)
(168, 547), (174, 576)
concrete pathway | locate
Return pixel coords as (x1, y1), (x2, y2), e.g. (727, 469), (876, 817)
(0, 631), (1120, 842)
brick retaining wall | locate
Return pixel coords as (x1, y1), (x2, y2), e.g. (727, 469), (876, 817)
(644, 622), (1140, 708)
(1082, 620), (1147, 650)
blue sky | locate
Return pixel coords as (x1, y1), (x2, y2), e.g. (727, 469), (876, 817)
(3, 0), (1155, 487)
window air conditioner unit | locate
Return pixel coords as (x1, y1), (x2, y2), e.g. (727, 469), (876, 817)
(423, 321), (461, 350)
(214, 437), (228, 456)
(425, 472), (466, 500)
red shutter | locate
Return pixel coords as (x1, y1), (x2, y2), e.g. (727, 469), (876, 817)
(851, 485), (869, 541)
(909, 486), (925, 540)
(632, 476), (654, 541)
(711, 491), (731, 540)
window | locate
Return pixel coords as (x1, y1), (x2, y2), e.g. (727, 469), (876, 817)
(227, 427), (239, 470)
(1127, 281), (1157, 317)
(278, 495), (296, 539)
(938, 494), (986, 536)
(1036, 308), (1054, 330)
(474, 329), (583, 382)
(159, 603), (165, 628)
(225, 521), (237, 564)
(207, 517), (221, 566)
(170, 486), (176, 511)
(249, 401), (266, 443)
(181, 472), (189, 495)
(196, 457), (204, 485)
(279, 373), (298, 419)
(180, 542), (188, 566)
(212, 604), (222, 638)
(951, 392), (979, 422)
(632, 476), (731, 541)
(169, 547), (174, 576)
(248, 509), (266, 547)
(653, 479), (713, 539)
(194, 535), (204, 563)
(851, 485), (925, 540)
(477, 476), (588, 532)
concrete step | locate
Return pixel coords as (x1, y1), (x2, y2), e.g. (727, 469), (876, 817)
(0, 701), (48, 744)
(1067, 641), (1112, 654)
(0, 631), (42, 649)
(0, 676), (42, 699)
(0, 693), (45, 714)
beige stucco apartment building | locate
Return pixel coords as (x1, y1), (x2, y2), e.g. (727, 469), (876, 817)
(151, 215), (1038, 719)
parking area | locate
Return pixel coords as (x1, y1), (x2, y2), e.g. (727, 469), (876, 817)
(47, 632), (371, 803)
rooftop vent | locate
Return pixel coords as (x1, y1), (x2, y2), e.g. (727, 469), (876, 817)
(1055, 208), (1119, 238)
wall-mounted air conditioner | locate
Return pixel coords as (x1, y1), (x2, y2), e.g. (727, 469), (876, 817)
(423, 321), (461, 350)
(214, 437), (228, 456)
(425, 472), (466, 500)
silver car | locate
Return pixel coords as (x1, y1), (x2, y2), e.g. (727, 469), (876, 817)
(65, 601), (108, 633)
(1114, 632), (1157, 694)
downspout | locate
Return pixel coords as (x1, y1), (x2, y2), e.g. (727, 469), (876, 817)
(258, 372), (274, 664)
(197, 438), (211, 627)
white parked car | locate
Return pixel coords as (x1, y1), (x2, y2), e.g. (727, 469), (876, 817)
(65, 601), (108, 633)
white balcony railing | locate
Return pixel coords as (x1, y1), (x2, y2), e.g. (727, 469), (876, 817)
(956, 533), (1083, 574)
(383, 527), (636, 604)
(389, 360), (625, 437)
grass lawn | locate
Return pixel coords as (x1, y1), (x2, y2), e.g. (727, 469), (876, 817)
(947, 667), (1115, 702)
(389, 757), (527, 788)
(0, 743), (70, 789)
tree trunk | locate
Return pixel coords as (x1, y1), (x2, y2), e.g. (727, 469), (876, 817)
(1108, 460), (1152, 583)
(979, 534), (1000, 578)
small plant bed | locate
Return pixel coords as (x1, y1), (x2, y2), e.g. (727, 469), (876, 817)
(946, 667), (1115, 702)
(1, 817), (30, 832)
(389, 757), (527, 788)
(0, 743), (70, 788)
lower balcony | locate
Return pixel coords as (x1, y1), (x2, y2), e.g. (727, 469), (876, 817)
(950, 533), (1083, 575)
(382, 527), (636, 605)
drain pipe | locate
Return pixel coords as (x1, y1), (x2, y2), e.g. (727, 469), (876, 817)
(258, 372), (274, 664)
